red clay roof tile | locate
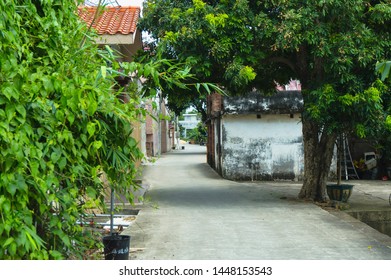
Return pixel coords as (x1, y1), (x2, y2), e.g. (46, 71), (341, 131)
(78, 6), (140, 35)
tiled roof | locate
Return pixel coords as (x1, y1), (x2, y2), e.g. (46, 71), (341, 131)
(77, 6), (140, 35)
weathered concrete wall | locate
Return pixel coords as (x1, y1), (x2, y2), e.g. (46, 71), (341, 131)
(221, 114), (304, 181)
(224, 90), (303, 115)
(214, 118), (222, 175)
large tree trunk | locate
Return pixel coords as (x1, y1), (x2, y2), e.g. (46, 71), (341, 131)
(299, 117), (337, 202)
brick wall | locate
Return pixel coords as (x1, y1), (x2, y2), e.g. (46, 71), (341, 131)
(208, 92), (223, 116)
(206, 93), (223, 171)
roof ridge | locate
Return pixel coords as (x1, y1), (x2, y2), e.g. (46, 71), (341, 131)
(78, 5), (141, 9)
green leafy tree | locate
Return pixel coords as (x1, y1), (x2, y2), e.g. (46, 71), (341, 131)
(373, 61), (391, 176)
(186, 122), (207, 144)
(0, 0), (217, 259)
(140, 0), (391, 201)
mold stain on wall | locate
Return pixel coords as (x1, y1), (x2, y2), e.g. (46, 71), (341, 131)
(221, 114), (304, 181)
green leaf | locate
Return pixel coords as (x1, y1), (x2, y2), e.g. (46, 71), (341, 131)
(24, 225), (45, 249)
(15, 104), (26, 119)
(42, 76), (54, 92)
(86, 186), (97, 199)
(55, 110), (65, 122)
(67, 112), (75, 124)
(2, 200), (11, 213)
(378, 61), (391, 81)
(25, 231), (37, 250)
(51, 151), (61, 163)
(80, 133), (87, 144)
(0, 197), (6, 211)
(3, 237), (15, 247)
(87, 99), (98, 115)
(385, 115), (391, 130)
(62, 235), (71, 247)
(144, 65), (151, 77)
(58, 157), (67, 170)
(2, 86), (18, 100)
(8, 242), (17, 256)
(101, 65), (107, 79)
(151, 69), (160, 86)
(202, 83), (211, 94)
(29, 160), (39, 177)
(87, 122), (96, 138)
(7, 183), (17, 196)
(93, 141), (102, 150)
(5, 104), (15, 122)
(49, 250), (63, 260)
(81, 148), (88, 158)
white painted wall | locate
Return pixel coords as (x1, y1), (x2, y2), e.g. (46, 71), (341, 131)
(221, 114), (304, 181)
(179, 114), (199, 130)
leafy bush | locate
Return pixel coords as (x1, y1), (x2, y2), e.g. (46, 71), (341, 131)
(186, 123), (207, 144)
(0, 0), (144, 259)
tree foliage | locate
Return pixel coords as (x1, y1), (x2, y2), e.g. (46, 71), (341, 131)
(186, 122), (207, 144)
(135, 47), (224, 121)
(140, 0), (391, 200)
(138, 0), (260, 117)
(141, 0), (391, 127)
(377, 61), (391, 83)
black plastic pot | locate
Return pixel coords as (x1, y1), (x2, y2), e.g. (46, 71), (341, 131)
(103, 235), (130, 260)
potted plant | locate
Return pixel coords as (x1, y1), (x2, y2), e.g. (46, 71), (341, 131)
(102, 187), (131, 260)
(326, 135), (354, 202)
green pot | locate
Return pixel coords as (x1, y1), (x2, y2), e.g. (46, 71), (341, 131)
(326, 184), (354, 202)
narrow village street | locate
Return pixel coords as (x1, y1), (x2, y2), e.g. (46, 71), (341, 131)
(124, 144), (391, 260)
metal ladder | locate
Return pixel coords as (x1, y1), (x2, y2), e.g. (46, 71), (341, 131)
(341, 134), (360, 180)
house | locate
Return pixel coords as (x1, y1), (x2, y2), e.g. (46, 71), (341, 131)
(145, 99), (174, 157)
(77, 5), (143, 61)
(179, 113), (200, 138)
(179, 113), (200, 130)
(78, 5), (173, 159)
(206, 90), (304, 181)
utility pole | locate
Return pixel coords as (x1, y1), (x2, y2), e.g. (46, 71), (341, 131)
(176, 115), (180, 150)
(157, 89), (162, 156)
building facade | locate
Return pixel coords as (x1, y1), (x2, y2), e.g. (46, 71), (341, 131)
(207, 90), (304, 181)
(78, 5), (173, 159)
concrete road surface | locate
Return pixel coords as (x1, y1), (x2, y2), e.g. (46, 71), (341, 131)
(124, 144), (391, 260)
